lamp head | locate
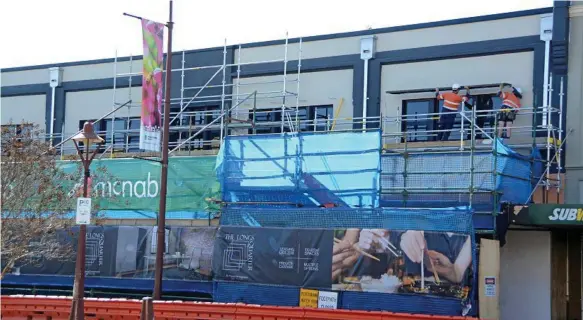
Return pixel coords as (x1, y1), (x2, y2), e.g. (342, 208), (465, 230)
(72, 122), (104, 145)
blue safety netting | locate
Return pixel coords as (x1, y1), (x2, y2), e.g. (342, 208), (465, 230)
(213, 282), (473, 316)
(220, 207), (474, 233)
(380, 139), (542, 213)
(216, 131), (381, 208)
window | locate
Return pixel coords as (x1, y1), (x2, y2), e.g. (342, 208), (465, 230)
(250, 108), (282, 134)
(171, 106), (221, 150)
(1, 123), (33, 138)
(127, 119), (141, 152)
(249, 105), (333, 134)
(1, 124), (34, 154)
(402, 99), (436, 142)
(78, 118), (139, 152)
(401, 94), (500, 142)
(311, 105), (333, 132)
(105, 119), (126, 149)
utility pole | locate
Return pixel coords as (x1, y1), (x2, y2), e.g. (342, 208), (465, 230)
(153, 0), (173, 300)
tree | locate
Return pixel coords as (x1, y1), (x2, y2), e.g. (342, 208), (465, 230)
(1, 123), (114, 278)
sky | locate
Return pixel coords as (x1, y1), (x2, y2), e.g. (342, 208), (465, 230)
(0, 0), (553, 69)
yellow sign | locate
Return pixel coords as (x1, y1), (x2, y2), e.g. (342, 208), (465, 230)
(299, 288), (319, 308)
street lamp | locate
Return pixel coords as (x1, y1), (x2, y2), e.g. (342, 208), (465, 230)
(69, 122), (104, 320)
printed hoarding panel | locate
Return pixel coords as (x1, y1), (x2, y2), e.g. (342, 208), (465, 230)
(332, 229), (471, 299)
(58, 157), (220, 215)
(213, 226), (333, 288)
(11, 226), (217, 281)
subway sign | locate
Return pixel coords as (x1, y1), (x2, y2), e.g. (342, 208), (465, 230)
(510, 204), (583, 227)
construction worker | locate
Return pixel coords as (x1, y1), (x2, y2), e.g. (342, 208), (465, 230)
(496, 84), (522, 139)
(435, 84), (470, 141)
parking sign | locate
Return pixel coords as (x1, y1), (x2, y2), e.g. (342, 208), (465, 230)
(76, 197), (92, 225)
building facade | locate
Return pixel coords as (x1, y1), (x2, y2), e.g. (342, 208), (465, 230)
(2, 3), (581, 320)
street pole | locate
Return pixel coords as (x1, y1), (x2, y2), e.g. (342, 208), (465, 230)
(153, 0), (173, 300)
(69, 121), (103, 320)
(70, 150), (89, 320)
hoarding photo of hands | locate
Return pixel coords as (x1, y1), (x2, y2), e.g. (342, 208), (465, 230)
(212, 226), (472, 299)
(13, 225), (471, 300)
(332, 229), (472, 299)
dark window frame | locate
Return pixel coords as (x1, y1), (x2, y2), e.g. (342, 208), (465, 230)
(78, 117), (140, 152)
(249, 104), (333, 134)
(401, 98), (439, 142)
(171, 105), (221, 150)
(401, 94), (502, 142)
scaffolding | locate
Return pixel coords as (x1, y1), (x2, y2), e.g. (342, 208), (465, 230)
(104, 34), (306, 155)
(46, 35), (565, 233)
(378, 78), (565, 234)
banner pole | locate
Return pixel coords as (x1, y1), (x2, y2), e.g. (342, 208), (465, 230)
(153, 0), (173, 300)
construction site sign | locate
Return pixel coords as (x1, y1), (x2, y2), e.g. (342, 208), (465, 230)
(299, 289), (319, 308)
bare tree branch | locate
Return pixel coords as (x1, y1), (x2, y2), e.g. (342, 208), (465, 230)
(1, 123), (120, 278)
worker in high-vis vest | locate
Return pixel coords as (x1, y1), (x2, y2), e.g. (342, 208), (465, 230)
(435, 84), (470, 141)
(496, 84), (522, 139)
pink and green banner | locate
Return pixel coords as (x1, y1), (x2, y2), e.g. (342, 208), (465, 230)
(139, 19), (164, 152)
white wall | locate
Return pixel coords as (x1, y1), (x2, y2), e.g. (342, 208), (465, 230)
(64, 87), (141, 135)
(235, 14), (540, 62)
(381, 52), (534, 145)
(1, 94), (46, 127)
(233, 69), (354, 131)
(62, 59), (142, 82)
(1, 69), (48, 86)
(500, 230), (551, 320)
(1, 59), (141, 87)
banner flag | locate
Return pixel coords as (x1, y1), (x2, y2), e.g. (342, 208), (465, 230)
(139, 19), (164, 152)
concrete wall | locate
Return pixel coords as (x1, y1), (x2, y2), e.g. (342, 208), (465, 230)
(0, 59), (141, 86)
(235, 14), (540, 62)
(500, 230), (551, 320)
(1, 69), (48, 86)
(381, 52), (534, 145)
(566, 4), (583, 204)
(233, 69), (354, 130)
(62, 59), (142, 82)
(1, 94), (46, 127)
(64, 87), (142, 136)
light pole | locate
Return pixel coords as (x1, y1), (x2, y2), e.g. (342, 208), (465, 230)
(122, 0), (173, 300)
(69, 122), (104, 320)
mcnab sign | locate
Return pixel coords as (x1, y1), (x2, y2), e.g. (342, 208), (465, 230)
(58, 156), (220, 215)
(510, 204), (583, 227)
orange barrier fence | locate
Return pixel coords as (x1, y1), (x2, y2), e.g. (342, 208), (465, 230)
(1, 295), (477, 320)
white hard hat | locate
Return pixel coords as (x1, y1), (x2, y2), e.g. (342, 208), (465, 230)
(452, 83), (461, 90)
(513, 87), (522, 94)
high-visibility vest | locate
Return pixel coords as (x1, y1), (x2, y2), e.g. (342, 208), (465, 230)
(500, 92), (521, 109)
(437, 92), (467, 111)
